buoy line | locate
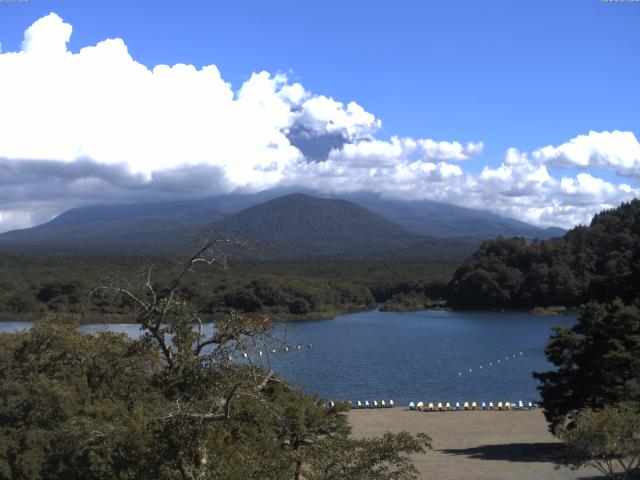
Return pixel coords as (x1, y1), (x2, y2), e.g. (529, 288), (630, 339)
(454, 347), (540, 379)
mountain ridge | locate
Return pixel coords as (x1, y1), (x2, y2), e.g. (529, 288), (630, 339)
(0, 191), (565, 259)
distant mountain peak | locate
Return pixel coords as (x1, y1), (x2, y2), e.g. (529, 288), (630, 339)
(0, 190), (565, 257)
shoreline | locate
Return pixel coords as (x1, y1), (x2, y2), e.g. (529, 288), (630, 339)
(348, 408), (598, 480)
(0, 304), (577, 324)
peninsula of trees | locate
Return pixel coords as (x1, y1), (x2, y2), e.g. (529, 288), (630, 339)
(448, 200), (640, 310)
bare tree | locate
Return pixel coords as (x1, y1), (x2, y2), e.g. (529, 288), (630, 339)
(91, 238), (296, 479)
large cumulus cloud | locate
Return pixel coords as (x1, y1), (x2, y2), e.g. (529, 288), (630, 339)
(533, 130), (640, 181)
(0, 13), (637, 232)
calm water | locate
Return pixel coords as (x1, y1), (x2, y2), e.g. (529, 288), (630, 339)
(0, 310), (574, 405)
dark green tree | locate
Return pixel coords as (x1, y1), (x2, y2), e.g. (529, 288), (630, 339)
(0, 317), (165, 480)
(448, 199), (640, 309)
(534, 300), (640, 432)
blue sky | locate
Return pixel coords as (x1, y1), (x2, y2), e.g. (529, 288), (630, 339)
(0, 0), (638, 230)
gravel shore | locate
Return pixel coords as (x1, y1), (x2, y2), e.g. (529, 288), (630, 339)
(348, 408), (602, 480)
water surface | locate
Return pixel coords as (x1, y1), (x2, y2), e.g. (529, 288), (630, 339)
(1, 310), (574, 405)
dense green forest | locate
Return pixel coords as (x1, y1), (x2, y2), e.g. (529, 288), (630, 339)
(0, 244), (432, 480)
(0, 253), (454, 321)
(2, 200), (639, 320)
(448, 200), (640, 309)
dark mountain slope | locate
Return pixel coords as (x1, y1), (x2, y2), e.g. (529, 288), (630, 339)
(338, 192), (564, 239)
(0, 190), (563, 257)
(0, 207), (225, 252)
(210, 193), (443, 259)
(214, 193), (413, 243)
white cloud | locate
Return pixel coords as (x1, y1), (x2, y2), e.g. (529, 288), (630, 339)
(533, 130), (640, 180)
(0, 13), (384, 189)
(0, 13), (637, 233)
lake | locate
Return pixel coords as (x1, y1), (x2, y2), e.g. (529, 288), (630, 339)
(0, 309), (574, 406)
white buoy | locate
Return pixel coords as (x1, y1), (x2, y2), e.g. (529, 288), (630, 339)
(259, 351), (263, 356)
(389, 399), (395, 408)
(409, 401), (415, 410)
(458, 372), (462, 376)
(242, 352), (248, 358)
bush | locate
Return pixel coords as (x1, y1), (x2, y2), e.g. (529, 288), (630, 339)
(556, 405), (640, 480)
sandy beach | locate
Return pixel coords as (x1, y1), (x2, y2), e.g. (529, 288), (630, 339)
(348, 408), (602, 480)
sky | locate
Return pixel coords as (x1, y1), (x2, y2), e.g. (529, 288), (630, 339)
(0, 0), (639, 232)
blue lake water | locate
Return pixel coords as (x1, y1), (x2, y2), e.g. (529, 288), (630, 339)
(0, 309), (574, 406)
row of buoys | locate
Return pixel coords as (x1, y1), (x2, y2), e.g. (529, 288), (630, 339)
(409, 400), (535, 411)
(228, 344), (313, 360)
(457, 352), (526, 377)
(351, 400), (395, 409)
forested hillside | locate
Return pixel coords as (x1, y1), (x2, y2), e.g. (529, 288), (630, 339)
(0, 253), (454, 321)
(0, 191), (560, 256)
(448, 200), (640, 309)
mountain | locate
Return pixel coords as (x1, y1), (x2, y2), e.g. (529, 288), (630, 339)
(210, 193), (423, 258)
(0, 203), (225, 253)
(0, 190), (565, 257)
(332, 192), (563, 240)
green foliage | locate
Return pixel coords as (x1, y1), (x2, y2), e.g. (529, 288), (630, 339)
(305, 431), (432, 480)
(448, 200), (640, 309)
(0, 244), (433, 480)
(555, 405), (640, 480)
(534, 300), (640, 433)
(222, 276), (374, 316)
(0, 318), (165, 480)
(0, 253), (456, 321)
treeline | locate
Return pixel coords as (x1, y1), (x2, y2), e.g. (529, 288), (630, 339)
(447, 200), (640, 309)
(0, 245), (433, 480)
(0, 254), (454, 321)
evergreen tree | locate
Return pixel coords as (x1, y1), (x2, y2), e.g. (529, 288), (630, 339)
(534, 300), (640, 432)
